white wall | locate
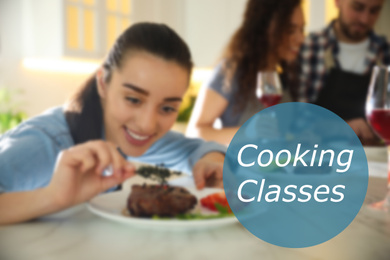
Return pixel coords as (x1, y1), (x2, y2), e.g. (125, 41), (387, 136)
(183, 0), (247, 67)
(0, 0), (88, 117)
(131, 0), (247, 67)
(22, 0), (64, 58)
(307, 0), (327, 32)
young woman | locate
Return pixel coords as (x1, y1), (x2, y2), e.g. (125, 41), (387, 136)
(0, 23), (225, 224)
(186, 0), (305, 146)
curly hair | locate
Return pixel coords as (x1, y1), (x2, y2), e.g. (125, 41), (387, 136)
(222, 0), (301, 111)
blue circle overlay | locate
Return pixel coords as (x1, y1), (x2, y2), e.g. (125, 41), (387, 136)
(223, 103), (368, 248)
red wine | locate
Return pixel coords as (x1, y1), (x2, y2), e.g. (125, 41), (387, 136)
(258, 94), (282, 107)
(367, 109), (390, 143)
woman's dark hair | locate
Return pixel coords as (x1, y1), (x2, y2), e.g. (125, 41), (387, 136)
(222, 0), (301, 111)
(65, 22), (193, 144)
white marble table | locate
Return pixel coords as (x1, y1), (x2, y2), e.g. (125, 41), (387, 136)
(1, 149), (390, 260)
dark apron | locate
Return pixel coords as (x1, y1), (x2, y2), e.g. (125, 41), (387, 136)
(315, 67), (371, 120)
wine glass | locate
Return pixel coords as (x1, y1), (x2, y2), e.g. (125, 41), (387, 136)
(366, 65), (390, 211)
(256, 71), (283, 108)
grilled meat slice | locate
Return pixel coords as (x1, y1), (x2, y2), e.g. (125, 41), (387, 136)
(127, 184), (197, 217)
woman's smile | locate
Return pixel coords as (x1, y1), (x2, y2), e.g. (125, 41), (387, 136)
(123, 126), (155, 146)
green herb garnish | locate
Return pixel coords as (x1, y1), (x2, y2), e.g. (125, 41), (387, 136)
(136, 164), (182, 185)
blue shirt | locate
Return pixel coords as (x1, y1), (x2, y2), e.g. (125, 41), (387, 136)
(206, 62), (257, 127)
(0, 106), (226, 193)
(206, 62), (291, 126)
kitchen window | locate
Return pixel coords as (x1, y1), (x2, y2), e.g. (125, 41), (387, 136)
(64, 0), (131, 58)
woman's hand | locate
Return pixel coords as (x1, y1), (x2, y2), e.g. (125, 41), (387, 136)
(193, 152), (225, 189)
(347, 118), (376, 143)
(47, 140), (135, 209)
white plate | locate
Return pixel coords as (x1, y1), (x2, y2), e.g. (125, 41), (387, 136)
(87, 187), (238, 230)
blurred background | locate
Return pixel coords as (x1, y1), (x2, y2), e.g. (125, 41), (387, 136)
(0, 0), (389, 131)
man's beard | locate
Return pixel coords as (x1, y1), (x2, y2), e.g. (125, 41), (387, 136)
(338, 13), (370, 41)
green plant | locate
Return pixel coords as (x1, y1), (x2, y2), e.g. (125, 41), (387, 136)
(177, 96), (196, 123)
(0, 88), (27, 134)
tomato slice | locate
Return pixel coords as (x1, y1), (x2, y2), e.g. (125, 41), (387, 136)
(200, 192), (232, 213)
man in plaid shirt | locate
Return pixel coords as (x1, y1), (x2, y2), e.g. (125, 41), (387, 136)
(298, 0), (389, 143)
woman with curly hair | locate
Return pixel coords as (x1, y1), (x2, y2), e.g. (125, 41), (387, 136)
(187, 0), (305, 146)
